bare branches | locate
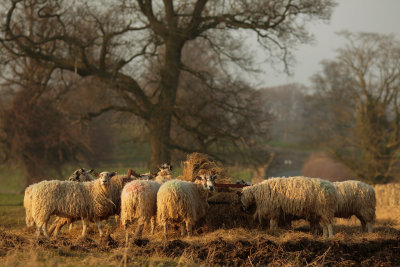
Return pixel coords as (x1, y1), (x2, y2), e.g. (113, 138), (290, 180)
(310, 32), (400, 184)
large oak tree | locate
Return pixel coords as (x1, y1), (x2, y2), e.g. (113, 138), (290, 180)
(0, 0), (336, 170)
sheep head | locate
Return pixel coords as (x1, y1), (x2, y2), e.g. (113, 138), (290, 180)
(68, 168), (94, 182)
(195, 174), (216, 191)
(239, 187), (255, 212)
(159, 163), (173, 172)
(98, 171), (117, 187)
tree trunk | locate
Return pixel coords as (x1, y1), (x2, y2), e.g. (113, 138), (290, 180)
(148, 38), (183, 172)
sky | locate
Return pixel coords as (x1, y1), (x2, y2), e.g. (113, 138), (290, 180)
(256, 0), (400, 88)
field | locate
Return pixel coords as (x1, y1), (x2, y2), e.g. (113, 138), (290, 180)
(1, 167), (400, 266)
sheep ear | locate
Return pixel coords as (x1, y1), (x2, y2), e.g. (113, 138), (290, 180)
(88, 169), (94, 174)
(169, 165), (173, 171)
(110, 171), (117, 178)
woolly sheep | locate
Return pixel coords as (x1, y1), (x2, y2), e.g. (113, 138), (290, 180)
(157, 174), (216, 239)
(68, 168), (96, 182)
(24, 168), (95, 228)
(48, 171), (134, 237)
(120, 164), (173, 237)
(31, 171), (116, 238)
(240, 176), (338, 237)
(120, 180), (162, 237)
(329, 180), (376, 232)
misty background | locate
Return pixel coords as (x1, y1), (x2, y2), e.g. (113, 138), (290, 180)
(0, 0), (399, 189)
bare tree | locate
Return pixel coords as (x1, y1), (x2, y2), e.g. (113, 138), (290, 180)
(310, 32), (400, 184)
(0, 0), (336, 170)
(0, 57), (92, 184)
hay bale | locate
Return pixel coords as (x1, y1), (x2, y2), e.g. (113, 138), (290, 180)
(180, 153), (234, 184)
(374, 182), (400, 207)
(204, 191), (254, 230)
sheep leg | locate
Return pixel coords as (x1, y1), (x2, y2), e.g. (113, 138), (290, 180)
(269, 218), (278, 230)
(309, 218), (319, 235)
(36, 225), (41, 239)
(96, 221), (103, 237)
(163, 220), (168, 239)
(180, 224), (186, 236)
(135, 224), (144, 238)
(48, 217), (59, 237)
(367, 222), (373, 233)
(81, 218), (88, 238)
(42, 220), (50, 238)
(150, 217), (155, 235)
(322, 223), (329, 238)
(328, 224), (334, 237)
(357, 215), (367, 232)
(186, 222), (193, 237)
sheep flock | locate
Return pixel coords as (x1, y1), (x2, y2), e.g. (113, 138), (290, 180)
(23, 153), (384, 241)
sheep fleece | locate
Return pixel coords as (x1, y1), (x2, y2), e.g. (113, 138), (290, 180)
(120, 180), (161, 225)
(333, 180), (376, 221)
(157, 180), (209, 224)
(31, 179), (114, 225)
(241, 176), (337, 225)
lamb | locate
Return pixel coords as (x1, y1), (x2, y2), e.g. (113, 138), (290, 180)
(120, 164), (173, 237)
(48, 170), (134, 237)
(24, 168), (95, 228)
(240, 176), (338, 237)
(321, 180), (375, 232)
(30, 171), (116, 238)
(157, 173), (216, 239)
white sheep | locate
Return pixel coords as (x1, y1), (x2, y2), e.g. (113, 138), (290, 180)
(240, 176), (338, 237)
(48, 171), (134, 237)
(30, 171), (116, 238)
(24, 168), (95, 229)
(68, 168), (96, 182)
(120, 180), (162, 237)
(157, 174), (216, 239)
(332, 180), (375, 232)
(120, 164), (173, 237)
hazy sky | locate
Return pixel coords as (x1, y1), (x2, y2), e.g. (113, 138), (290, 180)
(257, 0), (400, 88)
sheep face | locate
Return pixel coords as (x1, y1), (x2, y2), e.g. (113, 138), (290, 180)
(159, 163), (173, 172)
(98, 171), (117, 186)
(196, 174), (216, 191)
(68, 168), (95, 182)
(239, 188), (255, 212)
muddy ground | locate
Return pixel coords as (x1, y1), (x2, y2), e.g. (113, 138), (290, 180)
(1, 225), (400, 266)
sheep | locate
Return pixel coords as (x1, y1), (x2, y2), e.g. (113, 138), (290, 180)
(240, 176), (338, 237)
(120, 163), (173, 238)
(120, 180), (162, 238)
(331, 180), (375, 232)
(157, 174), (216, 239)
(23, 184), (35, 227)
(155, 168), (173, 183)
(31, 171), (117, 238)
(48, 171), (134, 237)
(68, 168), (96, 182)
(24, 168), (95, 228)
